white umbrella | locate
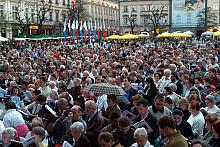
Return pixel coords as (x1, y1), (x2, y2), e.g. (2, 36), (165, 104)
(0, 36), (8, 42)
(202, 31), (213, 36)
(184, 31), (194, 35)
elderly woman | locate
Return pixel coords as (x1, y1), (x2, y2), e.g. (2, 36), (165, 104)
(2, 127), (19, 146)
(131, 127), (153, 147)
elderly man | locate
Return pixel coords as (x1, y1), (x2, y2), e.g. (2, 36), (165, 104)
(85, 100), (105, 147)
(131, 127), (154, 147)
(70, 122), (90, 147)
(158, 69), (172, 94)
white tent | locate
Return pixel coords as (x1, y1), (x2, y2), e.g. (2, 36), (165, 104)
(202, 31), (213, 36)
(0, 36), (8, 42)
(184, 31), (194, 35)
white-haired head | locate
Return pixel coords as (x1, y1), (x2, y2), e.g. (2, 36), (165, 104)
(70, 122), (85, 135)
(134, 127), (148, 140)
(164, 69), (171, 77)
(85, 100), (97, 110)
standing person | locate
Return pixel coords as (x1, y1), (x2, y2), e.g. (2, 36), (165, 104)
(158, 116), (188, 147)
(70, 122), (91, 147)
(209, 120), (220, 147)
(3, 101), (29, 137)
(187, 100), (205, 139)
(143, 77), (158, 106)
(203, 114), (218, 143)
(171, 72), (183, 96)
(131, 127), (154, 147)
(10, 86), (24, 108)
(158, 69), (172, 94)
(98, 132), (114, 147)
(112, 116), (135, 147)
(172, 108), (193, 140)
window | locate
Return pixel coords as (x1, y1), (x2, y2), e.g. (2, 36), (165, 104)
(123, 5), (128, 12)
(123, 17), (127, 25)
(49, 10), (53, 21)
(212, 4), (218, 10)
(25, 8), (29, 21)
(0, 5), (4, 17)
(63, 0), (65, 5)
(131, 6), (137, 12)
(12, 6), (18, 19)
(31, 9), (35, 22)
(55, 10), (59, 22)
(91, 6), (94, 13)
(56, 0), (59, 4)
(187, 14), (191, 24)
(62, 13), (66, 22)
(176, 15), (181, 24)
(95, 7), (97, 14)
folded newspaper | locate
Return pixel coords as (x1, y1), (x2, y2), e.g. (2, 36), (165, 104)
(45, 104), (58, 117)
(62, 141), (73, 147)
(133, 120), (153, 133)
(9, 136), (36, 146)
(122, 110), (136, 120)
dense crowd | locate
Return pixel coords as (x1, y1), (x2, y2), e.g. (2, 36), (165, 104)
(0, 39), (220, 147)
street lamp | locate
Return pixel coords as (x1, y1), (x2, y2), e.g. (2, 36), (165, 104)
(127, 8), (137, 34)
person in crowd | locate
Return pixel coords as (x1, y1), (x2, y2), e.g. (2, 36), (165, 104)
(102, 94), (121, 119)
(3, 101), (29, 137)
(85, 100), (106, 147)
(130, 94), (143, 115)
(201, 95), (220, 117)
(208, 68), (220, 87)
(148, 94), (172, 120)
(171, 72), (183, 96)
(158, 69), (172, 94)
(112, 116), (135, 147)
(178, 98), (191, 120)
(31, 127), (47, 147)
(131, 127), (154, 147)
(187, 100), (205, 139)
(143, 77), (158, 106)
(123, 77), (138, 104)
(158, 116), (188, 147)
(133, 99), (159, 145)
(70, 122), (91, 147)
(172, 108), (193, 140)
(191, 140), (211, 147)
(203, 114), (218, 143)
(101, 111), (120, 133)
(209, 120), (220, 147)
(98, 132), (114, 147)
(10, 85), (24, 108)
(1, 127), (20, 146)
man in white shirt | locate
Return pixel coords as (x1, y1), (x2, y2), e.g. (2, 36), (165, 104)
(158, 69), (172, 94)
(201, 95), (220, 117)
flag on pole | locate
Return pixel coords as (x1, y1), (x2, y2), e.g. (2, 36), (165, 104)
(72, 0), (75, 7)
(83, 21), (88, 41)
(63, 19), (67, 43)
(94, 20), (97, 39)
(71, 20), (75, 39)
(80, 20), (83, 39)
(75, 20), (79, 40)
(88, 20), (91, 42)
(103, 20), (106, 38)
(68, 19), (71, 32)
(99, 20), (102, 40)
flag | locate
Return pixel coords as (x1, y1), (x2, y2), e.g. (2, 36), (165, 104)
(103, 20), (106, 38)
(80, 21), (83, 39)
(75, 20), (79, 40)
(63, 19), (67, 43)
(99, 20), (102, 40)
(71, 20), (75, 39)
(68, 19), (71, 32)
(94, 20), (97, 39)
(88, 20), (91, 42)
(83, 21), (87, 41)
(72, 0), (75, 7)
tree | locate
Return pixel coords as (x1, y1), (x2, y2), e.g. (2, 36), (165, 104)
(196, 7), (218, 29)
(35, 0), (52, 27)
(146, 5), (168, 35)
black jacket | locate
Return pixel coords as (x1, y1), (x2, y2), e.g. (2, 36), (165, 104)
(74, 135), (91, 147)
(176, 120), (193, 140)
(133, 113), (159, 145)
(143, 86), (158, 106)
(209, 138), (220, 147)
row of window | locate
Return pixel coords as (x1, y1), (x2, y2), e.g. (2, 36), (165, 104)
(123, 4), (168, 13)
(91, 6), (118, 17)
(47, 0), (71, 5)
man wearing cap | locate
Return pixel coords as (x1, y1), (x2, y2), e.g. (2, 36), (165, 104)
(201, 95), (220, 117)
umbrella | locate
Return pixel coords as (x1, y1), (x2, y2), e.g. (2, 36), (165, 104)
(213, 32), (220, 36)
(84, 83), (125, 95)
(119, 34), (138, 40)
(172, 33), (192, 38)
(106, 35), (121, 40)
(137, 34), (149, 38)
(0, 36), (8, 42)
(156, 32), (173, 38)
(202, 31), (213, 36)
(184, 31), (194, 35)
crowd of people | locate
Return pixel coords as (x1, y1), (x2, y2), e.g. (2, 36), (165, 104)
(0, 39), (220, 147)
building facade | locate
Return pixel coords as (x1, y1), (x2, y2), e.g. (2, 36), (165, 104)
(0, 0), (70, 38)
(82, 0), (119, 31)
(119, 0), (170, 34)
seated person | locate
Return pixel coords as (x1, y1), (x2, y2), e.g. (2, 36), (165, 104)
(98, 132), (114, 147)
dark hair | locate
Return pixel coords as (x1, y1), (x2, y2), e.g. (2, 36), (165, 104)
(155, 94), (165, 102)
(165, 97), (173, 105)
(204, 77), (212, 84)
(190, 100), (200, 111)
(189, 77), (195, 85)
(118, 116), (130, 127)
(191, 139), (211, 147)
(32, 127), (45, 141)
(136, 99), (148, 107)
(145, 77), (156, 89)
(212, 120), (220, 136)
(205, 114), (218, 124)
(171, 72), (179, 79)
(209, 68), (217, 73)
(5, 101), (16, 110)
(107, 94), (118, 103)
(110, 112), (121, 121)
(158, 116), (176, 129)
(98, 132), (113, 144)
(36, 94), (47, 103)
(172, 108), (184, 116)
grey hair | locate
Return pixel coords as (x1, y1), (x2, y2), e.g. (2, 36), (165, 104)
(164, 69), (171, 75)
(70, 122), (85, 135)
(134, 127), (148, 139)
(31, 117), (43, 127)
(85, 100), (97, 109)
(3, 128), (17, 138)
